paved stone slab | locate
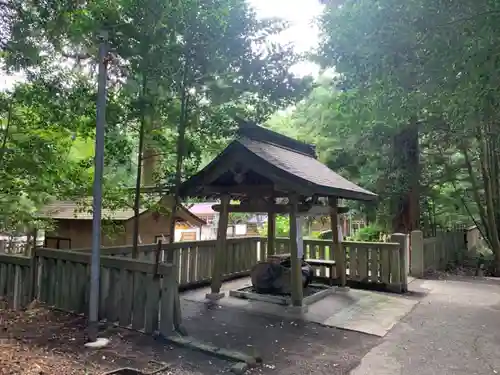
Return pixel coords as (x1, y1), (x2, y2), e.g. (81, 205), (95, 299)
(322, 291), (418, 337)
(182, 277), (419, 337)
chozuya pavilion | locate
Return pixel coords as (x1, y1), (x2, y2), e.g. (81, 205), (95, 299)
(179, 119), (376, 307)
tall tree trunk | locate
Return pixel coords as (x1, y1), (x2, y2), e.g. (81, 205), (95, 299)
(167, 57), (190, 247)
(0, 96), (14, 168)
(132, 74), (148, 258)
(142, 115), (159, 186)
(478, 124), (500, 274)
(391, 122), (420, 233)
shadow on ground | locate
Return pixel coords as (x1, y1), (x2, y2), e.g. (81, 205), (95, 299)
(181, 300), (380, 375)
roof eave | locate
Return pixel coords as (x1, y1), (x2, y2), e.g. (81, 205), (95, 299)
(311, 184), (377, 202)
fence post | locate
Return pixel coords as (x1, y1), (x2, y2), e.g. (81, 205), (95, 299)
(390, 233), (408, 293)
(12, 266), (21, 309)
(29, 250), (38, 302)
(259, 238), (267, 262)
(410, 230), (424, 278)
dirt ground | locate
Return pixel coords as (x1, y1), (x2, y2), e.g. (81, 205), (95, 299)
(0, 302), (231, 375)
(181, 300), (380, 375)
(1, 299), (381, 375)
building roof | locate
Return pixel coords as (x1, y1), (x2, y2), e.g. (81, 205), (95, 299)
(185, 202), (218, 216)
(39, 195), (206, 226)
(179, 120), (377, 201)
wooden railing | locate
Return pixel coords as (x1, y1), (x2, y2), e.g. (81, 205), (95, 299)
(343, 240), (403, 288)
(49, 235), (408, 293)
(73, 237), (263, 288)
(258, 237), (407, 291)
(0, 249), (180, 336)
(168, 237), (261, 286)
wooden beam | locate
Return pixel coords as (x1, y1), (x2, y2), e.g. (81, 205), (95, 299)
(212, 203), (350, 215)
(210, 194), (230, 295)
(202, 185), (278, 196)
(289, 195), (304, 306)
(329, 197), (346, 287)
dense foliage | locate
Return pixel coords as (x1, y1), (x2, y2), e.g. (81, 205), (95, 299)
(0, 0), (310, 234)
(268, 0), (500, 271)
(2, 0), (498, 272)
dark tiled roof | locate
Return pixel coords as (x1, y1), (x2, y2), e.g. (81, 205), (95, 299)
(180, 121), (377, 201)
(238, 137), (376, 201)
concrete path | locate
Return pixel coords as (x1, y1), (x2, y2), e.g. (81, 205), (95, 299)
(351, 277), (500, 375)
(182, 277), (418, 337)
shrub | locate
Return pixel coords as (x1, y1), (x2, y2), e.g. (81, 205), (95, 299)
(353, 225), (384, 242)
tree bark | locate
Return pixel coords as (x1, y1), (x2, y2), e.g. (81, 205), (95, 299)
(132, 73), (148, 258)
(167, 54), (190, 248)
(478, 124), (500, 274)
(391, 122), (420, 233)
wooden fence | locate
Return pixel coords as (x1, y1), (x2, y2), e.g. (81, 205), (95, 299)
(410, 230), (466, 277)
(0, 248), (179, 337)
(70, 235), (408, 292)
(260, 236), (407, 291)
(73, 237), (262, 288)
(0, 253), (33, 309)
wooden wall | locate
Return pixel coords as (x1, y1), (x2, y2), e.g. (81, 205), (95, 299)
(46, 212), (195, 249)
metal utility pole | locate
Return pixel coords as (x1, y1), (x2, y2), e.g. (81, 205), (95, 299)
(88, 30), (109, 342)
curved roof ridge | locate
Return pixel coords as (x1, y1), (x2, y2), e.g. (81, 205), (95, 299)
(236, 119), (317, 158)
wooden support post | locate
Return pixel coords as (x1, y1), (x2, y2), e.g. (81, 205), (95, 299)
(267, 212), (276, 257)
(329, 197), (346, 287)
(289, 195), (304, 306)
(207, 194), (229, 300)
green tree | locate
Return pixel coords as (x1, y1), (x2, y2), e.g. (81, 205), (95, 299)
(316, 0), (500, 270)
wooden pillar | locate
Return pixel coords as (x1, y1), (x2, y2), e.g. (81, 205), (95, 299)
(207, 194), (230, 299)
(289, 195), (304, 306)
(267, 212), (276, 256)
(329, 197), (346, 287)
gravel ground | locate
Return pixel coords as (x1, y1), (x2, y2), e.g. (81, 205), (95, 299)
(181, 300), (380, 375)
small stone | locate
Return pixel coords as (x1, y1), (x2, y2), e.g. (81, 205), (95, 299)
(231, 362), (249, 375)
(84, 337), (109, 349)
